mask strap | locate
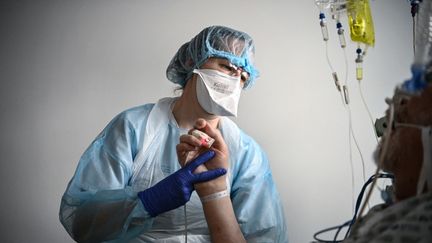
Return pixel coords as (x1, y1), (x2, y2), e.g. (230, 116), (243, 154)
(417, 127), (432, 195)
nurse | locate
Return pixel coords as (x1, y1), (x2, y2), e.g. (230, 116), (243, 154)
(60, 25), (288, 242)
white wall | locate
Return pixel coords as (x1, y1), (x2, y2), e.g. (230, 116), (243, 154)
(0, 0), (412, 242)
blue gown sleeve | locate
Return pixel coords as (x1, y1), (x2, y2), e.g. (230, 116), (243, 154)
(231, 132), (289, 243)
(59, 105), (154, 242)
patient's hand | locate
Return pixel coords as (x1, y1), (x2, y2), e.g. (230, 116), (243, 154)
(177, 130), (209, 174)
(176, 119), (229, 197)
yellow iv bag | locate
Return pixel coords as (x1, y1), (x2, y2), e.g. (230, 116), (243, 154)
(347, 0), (375, 46)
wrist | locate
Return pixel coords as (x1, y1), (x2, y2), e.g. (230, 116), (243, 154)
(137, 190), (159, 217)
(200, 189), (229, 203)
(195, 176), (227, 197)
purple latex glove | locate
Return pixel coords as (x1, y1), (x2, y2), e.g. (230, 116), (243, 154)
(137, 150), (226, 217)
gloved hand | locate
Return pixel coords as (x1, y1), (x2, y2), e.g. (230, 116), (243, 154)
(137, 150), (226, 217)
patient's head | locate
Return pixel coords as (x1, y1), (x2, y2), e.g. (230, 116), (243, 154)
(379, 84), (432, 201)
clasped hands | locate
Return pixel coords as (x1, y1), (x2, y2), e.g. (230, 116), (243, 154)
(138, 119), (229, 217)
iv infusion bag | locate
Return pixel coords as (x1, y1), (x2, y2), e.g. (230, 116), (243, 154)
(347, 0), (375, 46)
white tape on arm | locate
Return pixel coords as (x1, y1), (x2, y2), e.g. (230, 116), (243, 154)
(200, 190), (229, 203)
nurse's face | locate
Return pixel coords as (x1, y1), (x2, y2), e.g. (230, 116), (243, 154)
(200, 58), (249, 87)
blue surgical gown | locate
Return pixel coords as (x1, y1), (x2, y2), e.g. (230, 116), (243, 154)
(60, 97), (288, 242)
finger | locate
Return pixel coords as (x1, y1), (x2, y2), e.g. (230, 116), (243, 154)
(192, 168), (227, 183)
(192, 163), (208, 174)
(176, 143), (197, 154)
(194, 119), (224, 148)
(179, 134), (202, 147)
(194, 118), (207, 130)
(176, 144), (197, 167)
(189, 129), (215, 148)
(187, 150), (215, 171)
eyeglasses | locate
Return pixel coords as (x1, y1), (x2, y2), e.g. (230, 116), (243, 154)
(203, 58), (250, 82)
(227, 63), (249, 82)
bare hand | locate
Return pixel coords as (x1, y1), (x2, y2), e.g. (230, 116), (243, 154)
(176, 118), (230, 196)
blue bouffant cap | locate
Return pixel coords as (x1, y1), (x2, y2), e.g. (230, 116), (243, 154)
(166, 25), (259, 89)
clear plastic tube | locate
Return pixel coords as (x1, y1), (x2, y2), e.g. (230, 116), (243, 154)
(321, 19), (329, 41)
(413, 0), (432, 67)
(357, 105), (395, 220)
(315, 0), (330, 42)
(184, 205), (188, 243)
(315, 0), (331, 10)
(337, 21), (347, 48)
(338, 28), (347, 48)
(355, 46), (363, 81)
(332, 72), (341, 91)
(356, 58), (363, 81)
(343, 85), (350, 104)
(401, 0), (432, 93)
(330, 0), (348, 19)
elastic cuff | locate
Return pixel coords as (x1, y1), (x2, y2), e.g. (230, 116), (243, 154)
(137, 191), (157, 217)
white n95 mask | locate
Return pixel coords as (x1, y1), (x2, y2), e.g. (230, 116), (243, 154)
(193, 69), (242, 117)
